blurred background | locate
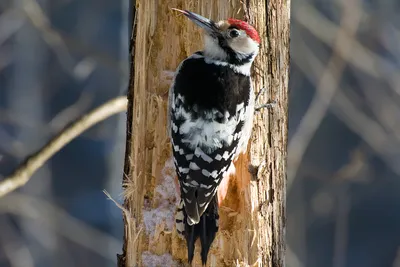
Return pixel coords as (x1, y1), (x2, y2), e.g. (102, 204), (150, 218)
(1, 0), (399, 267)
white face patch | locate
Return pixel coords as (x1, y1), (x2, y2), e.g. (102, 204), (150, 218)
(228, 36), (259, 56)
(204, 35), (227, 60)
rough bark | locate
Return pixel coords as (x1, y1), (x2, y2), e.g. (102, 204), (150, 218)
(120, 0), (290, 266)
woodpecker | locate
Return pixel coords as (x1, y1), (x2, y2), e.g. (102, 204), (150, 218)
(168, 9), (260, 265)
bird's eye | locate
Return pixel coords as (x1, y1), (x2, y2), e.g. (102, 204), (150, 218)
(229, 29), (240, 38)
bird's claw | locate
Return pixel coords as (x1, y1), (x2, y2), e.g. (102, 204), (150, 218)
(255, 87), (276, 112)
(255, 100), (277, 112)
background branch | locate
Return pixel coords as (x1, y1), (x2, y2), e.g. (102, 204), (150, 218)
(0, 96), (128, 198)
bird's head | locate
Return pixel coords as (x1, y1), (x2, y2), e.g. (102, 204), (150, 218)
(173, 9), (260, 66)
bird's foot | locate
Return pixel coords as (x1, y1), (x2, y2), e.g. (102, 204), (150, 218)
(255, 100), (277, 112)
(255, 87), (276, 112)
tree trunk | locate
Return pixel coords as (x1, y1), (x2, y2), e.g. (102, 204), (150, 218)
(120, 1), (290, 266)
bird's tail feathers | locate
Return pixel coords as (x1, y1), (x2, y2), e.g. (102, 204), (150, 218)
(175, 196), (219, 265)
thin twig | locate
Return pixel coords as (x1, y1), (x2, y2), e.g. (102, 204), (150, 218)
(0, 96), (128, 198)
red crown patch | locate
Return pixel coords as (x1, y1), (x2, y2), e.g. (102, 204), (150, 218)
(227, 19), (260, 43)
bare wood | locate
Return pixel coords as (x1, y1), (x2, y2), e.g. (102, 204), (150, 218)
(0, 96), (128, 198)
(247, 0), (290, 266)
(121, 0), (290, 266)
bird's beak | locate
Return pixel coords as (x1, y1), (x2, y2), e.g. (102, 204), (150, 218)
(172, 8), (221, 38)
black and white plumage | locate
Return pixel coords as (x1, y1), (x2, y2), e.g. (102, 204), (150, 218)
(168, 9), (260, 265)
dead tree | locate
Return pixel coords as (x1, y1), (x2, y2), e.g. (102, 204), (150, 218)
(120, 0), (290, 266)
